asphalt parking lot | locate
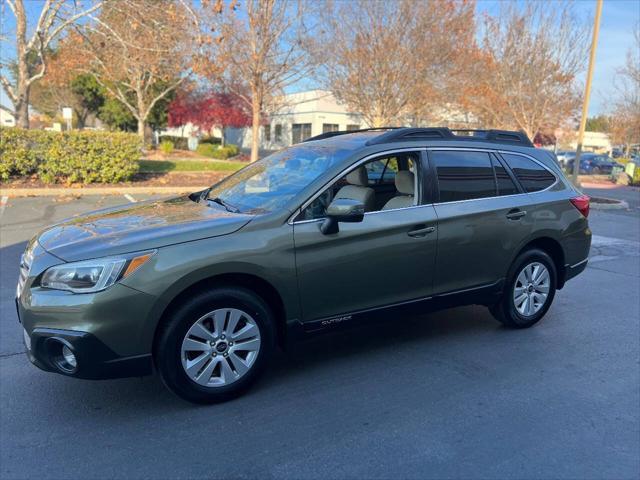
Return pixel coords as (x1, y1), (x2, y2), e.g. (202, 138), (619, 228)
(1, 189), (639, 479)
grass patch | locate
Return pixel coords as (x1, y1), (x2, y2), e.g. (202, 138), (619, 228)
(138, 159), (245, 173)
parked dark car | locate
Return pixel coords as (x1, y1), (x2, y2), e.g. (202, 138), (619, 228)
(17, 127), (592, 403)
(566, 153), (623, 175)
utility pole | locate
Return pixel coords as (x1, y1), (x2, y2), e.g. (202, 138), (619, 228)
(572, 0), (603, 186)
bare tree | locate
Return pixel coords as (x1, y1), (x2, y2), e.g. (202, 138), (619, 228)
(461, 1), (589, 139)
(211, 0), (312, 162)
(0, 0), (102, 128)
(77, 0), (199, 140)
(311, 0), (474, 128)
(611, 24), (640, 154)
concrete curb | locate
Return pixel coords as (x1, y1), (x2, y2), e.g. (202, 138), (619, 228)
(0, 186), (207, 197)
(590, 197), (629, 210)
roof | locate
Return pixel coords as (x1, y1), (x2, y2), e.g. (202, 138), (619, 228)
(303, 127), (534, 149)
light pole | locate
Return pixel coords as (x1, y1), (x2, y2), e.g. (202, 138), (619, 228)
(572, 0), (604, 186)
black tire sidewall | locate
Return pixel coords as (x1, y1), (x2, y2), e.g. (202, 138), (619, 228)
(155, 288), (275, 404)
(500, 249), (557, 328)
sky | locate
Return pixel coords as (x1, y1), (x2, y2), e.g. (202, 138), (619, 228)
(1, 0), (639, 117)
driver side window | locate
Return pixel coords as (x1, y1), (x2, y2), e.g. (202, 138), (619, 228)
(299, 152), (420, 221)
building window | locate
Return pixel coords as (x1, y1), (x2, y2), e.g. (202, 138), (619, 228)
(346, 124), (360, 131)
(263, 125), (271, 142)
(322, 123), (339, 133)
(275, 124), (282, 142)
(292, 123), (312, 144)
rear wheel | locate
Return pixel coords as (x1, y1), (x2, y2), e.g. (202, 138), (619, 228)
(155, 287), (275, 404)
(491, 248), (557, 328)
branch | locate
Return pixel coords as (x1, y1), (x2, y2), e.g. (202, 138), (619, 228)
(0, 103), (15, 116)
(142, 77), (185, 121)
(0, 74), (16, 103)
(5, 0), (16, 17)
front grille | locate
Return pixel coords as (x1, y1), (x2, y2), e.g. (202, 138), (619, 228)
(16, 243), (34, 298)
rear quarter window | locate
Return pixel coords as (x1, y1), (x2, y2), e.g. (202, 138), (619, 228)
(501, 153), (556, 193)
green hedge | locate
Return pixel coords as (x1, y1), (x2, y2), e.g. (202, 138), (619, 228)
(0, 128), (141, 183)
(159, 140), (174, 154)
(158, 135), (188, 150)
(196, 143), (239, 159)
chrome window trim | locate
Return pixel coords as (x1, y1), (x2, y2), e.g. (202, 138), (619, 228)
(287, 147), (426, 225)
(291, 203), (436, 226)
(433, 191), (529, 207)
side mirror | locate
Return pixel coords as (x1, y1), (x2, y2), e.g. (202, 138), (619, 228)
(320, 198), (365, 234)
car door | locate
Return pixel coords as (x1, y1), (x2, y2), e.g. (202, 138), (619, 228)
(429, 149), (534, 295)
(292, 150), (438, 323)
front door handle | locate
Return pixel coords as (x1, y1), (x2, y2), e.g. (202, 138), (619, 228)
(506, 209), (527, 220)
(408, 225), (436, 237)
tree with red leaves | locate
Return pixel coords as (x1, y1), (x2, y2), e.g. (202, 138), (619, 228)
(168, 90), (251, 146)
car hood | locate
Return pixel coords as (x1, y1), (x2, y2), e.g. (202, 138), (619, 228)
(37, 195), (254, 261)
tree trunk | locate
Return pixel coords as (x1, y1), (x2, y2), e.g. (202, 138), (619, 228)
(221, 127), (225, 147)
(137, 118), (145, 141)
(251, 96), (261, 163)
(15, 96), (29, 129)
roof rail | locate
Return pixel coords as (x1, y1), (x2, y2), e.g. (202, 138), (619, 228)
(365, 127), (533, 147)
(303, 127), (399, 143)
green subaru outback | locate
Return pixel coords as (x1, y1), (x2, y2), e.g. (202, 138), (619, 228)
(16, 128), (591, 403)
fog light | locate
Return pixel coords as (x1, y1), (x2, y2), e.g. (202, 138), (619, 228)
(48, 339), (78, 373)
(62, 345), (77, 369)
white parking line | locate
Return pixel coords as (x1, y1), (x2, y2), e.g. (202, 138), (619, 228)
(124, 194), (137, 203)
(0, 196), (8, 218)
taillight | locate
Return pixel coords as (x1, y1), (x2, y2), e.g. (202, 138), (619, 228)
(570, 195), (590, 218)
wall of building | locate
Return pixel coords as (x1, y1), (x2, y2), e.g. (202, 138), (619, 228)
(0, 110), (16, 127)
(228, 90), (369, 151)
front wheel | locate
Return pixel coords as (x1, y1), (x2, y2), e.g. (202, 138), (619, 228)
(155, 287), (275, 404)
(491, 249), (557, 329)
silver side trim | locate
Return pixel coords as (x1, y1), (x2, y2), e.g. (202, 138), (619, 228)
(569, 257), (589, 269)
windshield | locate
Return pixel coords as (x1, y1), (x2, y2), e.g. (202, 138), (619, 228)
(205, 144), (353, 214)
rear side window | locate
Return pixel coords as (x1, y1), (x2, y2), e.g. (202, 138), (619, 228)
(433, 151), (496, 202)
(492, 155), (519, 196)
(502, 153), (556, 192)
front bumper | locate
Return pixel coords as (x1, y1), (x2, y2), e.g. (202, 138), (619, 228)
(17, 241), (159, 380)
(24, 327), (152, 379)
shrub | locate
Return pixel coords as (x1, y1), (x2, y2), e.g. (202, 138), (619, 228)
(159, 140), (174, 154)
(158, 135), (188, 150)
(0, 128), (141, 184)
(214, 144), (239, 159)
(196, 143), (217, 158)
(195, 143), (239, 159)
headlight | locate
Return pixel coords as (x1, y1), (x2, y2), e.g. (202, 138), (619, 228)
(40, 251), (155, 293)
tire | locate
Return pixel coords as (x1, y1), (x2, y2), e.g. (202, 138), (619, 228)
(490, 248), (557, 329)
(592, 166), (601, 175)
(155, 287), (275, 404)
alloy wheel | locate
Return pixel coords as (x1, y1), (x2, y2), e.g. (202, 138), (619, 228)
(513, 262), (550, 317)
(180, 308), (261, 387)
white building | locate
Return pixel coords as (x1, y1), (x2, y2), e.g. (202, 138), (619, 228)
(0, 109), (16, 127)
(226, 90), (370, 150)
(568, 131), (612, 153)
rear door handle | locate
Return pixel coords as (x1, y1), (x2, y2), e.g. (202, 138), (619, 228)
(408, 226), (436, 237)
(506, 209), (526, 220)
